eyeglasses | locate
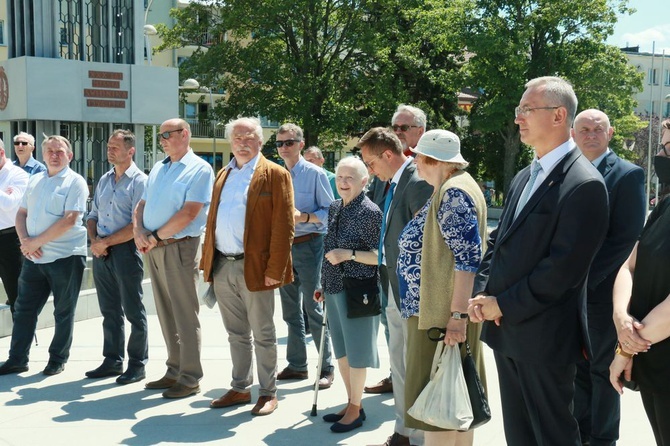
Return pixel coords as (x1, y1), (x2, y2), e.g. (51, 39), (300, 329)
(275, 139), (301, 148)
(14, 141), (30, 146)
(158, 129), (184, 140)
(362, 153), (383, 169)
(514, 106), (560, 118)
(391, 124), (420, 132)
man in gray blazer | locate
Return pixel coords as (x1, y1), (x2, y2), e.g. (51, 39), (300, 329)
(359, 127), (433, 446)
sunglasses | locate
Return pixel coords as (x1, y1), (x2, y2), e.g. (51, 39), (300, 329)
(275, 139), (301, 148)
(158, 129), (184, 140)
(14, 141), (30, 146)
(392, 124), (420, 132)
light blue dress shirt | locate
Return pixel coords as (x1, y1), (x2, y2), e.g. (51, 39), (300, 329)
(215, 154), (260, 254)
(87, 162), (147, 237)
(290, 156), (334, 237)
(142, 150), (214, 238)
(14, 156), (46, 176)
(20, 167), (89, 264)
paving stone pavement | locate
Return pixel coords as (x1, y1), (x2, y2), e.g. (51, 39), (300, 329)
(0, 290), (655, 446)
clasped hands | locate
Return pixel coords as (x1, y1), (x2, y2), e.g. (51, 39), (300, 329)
(467, 294), (503, 326)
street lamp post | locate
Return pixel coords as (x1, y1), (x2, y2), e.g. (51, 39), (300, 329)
(180, 78), (217, 171)
(144, 0), (158, 167)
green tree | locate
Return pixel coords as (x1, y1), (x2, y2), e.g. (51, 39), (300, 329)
(157, 0), (385, 148)
(460, 0), (642, 193)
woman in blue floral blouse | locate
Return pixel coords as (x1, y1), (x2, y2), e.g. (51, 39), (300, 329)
(314, 156), (382, 434)
(397, 130), (488, 446)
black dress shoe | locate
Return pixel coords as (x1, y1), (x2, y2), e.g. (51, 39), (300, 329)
(85, 363), (123, 379)
(0, 359), (29, 375)
(43, 361), (65, 376)
(116, 367), (146, 385)
(330, 413), (364, 433)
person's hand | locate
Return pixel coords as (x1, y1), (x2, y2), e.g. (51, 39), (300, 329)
(468, 295), (502, 325)
(20, 237), (43, 260)
(609, 354), (633, 395)
(293, 209), (304, 223)
(264, 276), (280, 287)
(134, 229), (155, 254)
(443, 318), (467, 346)
(313, 288), (324, 303)
(325, 248), (352, 265)
(615, 313), (651, 353)
(90, 236), (109, 258)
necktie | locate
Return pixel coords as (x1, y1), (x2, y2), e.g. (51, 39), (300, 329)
(378, 182), (396, 265)
(514, 161), (542, 219)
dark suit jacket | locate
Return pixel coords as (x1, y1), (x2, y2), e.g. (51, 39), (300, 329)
(473, 147), (609, 366)
(367, 163), (433, 307)
(587, 151), (645, 304)
(201, 155), (295, 291)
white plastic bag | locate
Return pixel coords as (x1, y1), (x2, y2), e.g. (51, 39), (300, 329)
(407, 343), (473, 430)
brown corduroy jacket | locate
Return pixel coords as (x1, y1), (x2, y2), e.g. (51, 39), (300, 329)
(200, 155), (294, 291)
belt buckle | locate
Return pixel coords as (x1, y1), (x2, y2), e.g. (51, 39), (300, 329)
(225, 256), (236, 261)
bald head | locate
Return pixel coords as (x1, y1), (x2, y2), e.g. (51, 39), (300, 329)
(571, 109), (613, 162)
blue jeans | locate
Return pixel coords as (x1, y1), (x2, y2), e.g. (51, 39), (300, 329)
(93, 240), (148, 369)
(279, 235), (333, 372)
(10, 256), (86, 365)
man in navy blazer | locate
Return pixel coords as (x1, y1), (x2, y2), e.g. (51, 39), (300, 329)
(469, 77), (609, 446)
(571, 109), (645, 446)
(360, 127), (432, 446)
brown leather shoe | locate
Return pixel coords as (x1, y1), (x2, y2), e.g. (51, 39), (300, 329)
(318, 370), (335, 389)
(276, 366), (308, 380)
(250, 396), (278, 416)
(368, 432), (410, 446)
(162, 383), (200, 399)
(210, 389), (252, 408)
(364, 376), (393, 394)
(145, 376), (177, 389)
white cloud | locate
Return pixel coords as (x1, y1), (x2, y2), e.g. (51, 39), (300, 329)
(620, 24), (670, 53)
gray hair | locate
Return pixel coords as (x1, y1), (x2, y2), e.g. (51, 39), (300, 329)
(392, 104), (427, 128)
(303, 146), (324, 158)
(336, 156), (369, 183)
(525, 76), (578, 126)
(277, 123), (304, 140)
(14, 131), (35, 146)
(225, 117), (264, 143)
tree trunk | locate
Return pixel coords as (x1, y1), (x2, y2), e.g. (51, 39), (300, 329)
(501, 121), (522, 195)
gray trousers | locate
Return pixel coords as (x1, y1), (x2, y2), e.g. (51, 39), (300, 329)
(213, 256), (277, 397)
(146, 237), (202, 387)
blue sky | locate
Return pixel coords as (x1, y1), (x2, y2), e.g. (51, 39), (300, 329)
(608, 0), (670, 53)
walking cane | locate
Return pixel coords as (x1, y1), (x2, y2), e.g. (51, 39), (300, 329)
(310, 293), (328, 417)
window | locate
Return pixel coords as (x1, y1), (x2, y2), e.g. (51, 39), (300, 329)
(0, 20), (4, 45)
(649, 68), (658, 85)
(665, 69), (670, 86)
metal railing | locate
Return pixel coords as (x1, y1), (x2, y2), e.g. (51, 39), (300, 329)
(186, 120), (226, 138)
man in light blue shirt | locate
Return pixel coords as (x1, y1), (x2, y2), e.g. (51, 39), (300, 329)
(12, 132), (46, 176)
(0, 135), (88, 376)
(276, 123), (335, 388)
(86, 130), (148, 385)
(133, 118), (214, 399)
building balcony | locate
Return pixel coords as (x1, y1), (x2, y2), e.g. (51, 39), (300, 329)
(186, 119), (226, 138)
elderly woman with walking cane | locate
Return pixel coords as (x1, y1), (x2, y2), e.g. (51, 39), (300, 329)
(313, 156), (382, 434)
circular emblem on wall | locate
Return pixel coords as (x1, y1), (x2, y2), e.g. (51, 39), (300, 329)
(0, 67), (8, 111)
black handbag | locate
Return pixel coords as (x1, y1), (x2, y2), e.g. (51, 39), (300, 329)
(342, 275), (381, 319)
(461, 341), (491, 429)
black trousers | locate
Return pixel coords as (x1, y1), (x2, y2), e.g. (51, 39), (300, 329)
(495, 351), (581, 446)
(0, 228), (22, 312)
(574, 302), (620, 446)
(641, 389), (670, 446)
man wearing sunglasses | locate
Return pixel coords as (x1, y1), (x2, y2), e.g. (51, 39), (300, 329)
(12, 132), (46, 176)
(392, 104), (426, 157)
(275, 123), (336, 389)
(0, 139), (29, 315)
(133, 119), (214, 399)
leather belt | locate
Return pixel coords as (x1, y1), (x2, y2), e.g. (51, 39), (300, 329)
(293, 233), (321, 245)
(155, 236), (191, 248)
(0, 227), (16, 236)
(217, 251), (244, 261)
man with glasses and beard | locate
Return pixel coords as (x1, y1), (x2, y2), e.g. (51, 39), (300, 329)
(275, 123), (336, 390)
(133, 118), (214, 399)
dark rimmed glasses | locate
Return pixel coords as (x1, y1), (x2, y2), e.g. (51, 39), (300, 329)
(159, 129), (184, 140)
(391, 124), (420, 132)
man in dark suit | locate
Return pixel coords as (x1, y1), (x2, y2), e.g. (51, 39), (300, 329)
(571, 109), (645, 446)
(359, 127), (433, 446)
(468, 77), (609, 446)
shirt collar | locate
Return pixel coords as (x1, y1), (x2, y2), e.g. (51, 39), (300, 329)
(535, 139), (575, 173)
(391, 156), (413, 185)
(591, 148), (611, 169)
(227, 152), (261, 172)
(163, 148), (196, 166)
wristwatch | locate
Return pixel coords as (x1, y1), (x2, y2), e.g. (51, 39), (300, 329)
(350, 249), (356, 261)
(451, 311), (468, 320)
